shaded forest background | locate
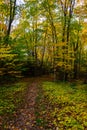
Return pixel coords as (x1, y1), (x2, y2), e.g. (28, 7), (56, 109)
(0, 0), (87, 82)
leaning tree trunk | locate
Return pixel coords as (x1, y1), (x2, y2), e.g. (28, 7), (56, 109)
(5, 0), (17, 45)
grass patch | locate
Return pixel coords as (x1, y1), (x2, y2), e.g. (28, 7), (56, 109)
(0, 82), (27, 116)
(36, 81), (87, 130)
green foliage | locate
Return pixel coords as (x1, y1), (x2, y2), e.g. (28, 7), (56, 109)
(36, 81), (87, 129)
(0, 82), (27, 115)
(1, 0), (87, 81)
(0, 43), (29, 80)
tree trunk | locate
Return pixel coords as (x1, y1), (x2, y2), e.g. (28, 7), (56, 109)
(5, 0), (16, 45)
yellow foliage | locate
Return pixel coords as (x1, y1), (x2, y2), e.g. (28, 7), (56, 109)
(0, 22), (7, 37)
(57, 62), (65, 67)
(54, 42), (66, 47)
(0, 47), (17, 59)
(8, 71), (21, 74)
(0, 46), (19, 76)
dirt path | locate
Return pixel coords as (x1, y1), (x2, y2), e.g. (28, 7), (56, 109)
(1, 76), (53, 130)
(4, 80), (40, 130)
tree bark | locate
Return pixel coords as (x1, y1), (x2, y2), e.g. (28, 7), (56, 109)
(5, 0), (16, 45)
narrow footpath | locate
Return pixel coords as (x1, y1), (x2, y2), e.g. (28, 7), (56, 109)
(4, 80), (40, 130)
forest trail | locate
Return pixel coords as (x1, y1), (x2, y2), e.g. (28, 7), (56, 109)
(3, 76), (53, 130)
(5, 79), (40, 130)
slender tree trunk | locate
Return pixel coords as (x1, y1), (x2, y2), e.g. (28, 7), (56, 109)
(73, 19), (80, 79)
(5, 0), (16, 44)
(61, 0), (75, 81)
(45, 2), (57, 80)
(40, 30), (47, 68)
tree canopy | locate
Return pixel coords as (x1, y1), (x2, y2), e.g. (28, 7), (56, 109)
(0, 0), (87, 82)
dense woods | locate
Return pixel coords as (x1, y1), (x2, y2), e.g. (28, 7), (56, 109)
(0, 0), (87, 82)
(0, 1), (87, 129)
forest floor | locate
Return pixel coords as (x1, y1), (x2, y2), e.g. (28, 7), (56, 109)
(0, 75), (87, 130)
(4, 81), (39, 130)
(0, 76), (53, 130)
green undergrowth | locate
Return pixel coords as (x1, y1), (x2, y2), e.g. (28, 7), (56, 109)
(36, 81), (87, 130)
(0, 81), (28, 116)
